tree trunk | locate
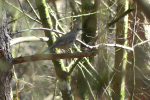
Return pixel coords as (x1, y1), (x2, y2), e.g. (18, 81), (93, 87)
(127, 2), (148, 99)
(35, 0), (74, 99)
(76, 0), (98, 99)
(112, 0), (129, 100)
(0, 11), (13, 100)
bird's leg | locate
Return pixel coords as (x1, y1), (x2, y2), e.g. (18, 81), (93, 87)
(66, 49), (71, 54)
(60, 49), (71, 54)
(60, 49), (65, 53)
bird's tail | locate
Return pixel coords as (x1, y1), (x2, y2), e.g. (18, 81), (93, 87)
(41, 46), (53, 54)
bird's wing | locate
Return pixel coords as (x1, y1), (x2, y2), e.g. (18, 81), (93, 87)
(42, 32), (76, 53)
(54, 33), (75, 45)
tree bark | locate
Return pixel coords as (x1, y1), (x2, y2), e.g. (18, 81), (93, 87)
(112, 0), (129, 100)
(76, 0), (98, 99)
(35, 0), (74, 99)
(0, 11), (13, 100)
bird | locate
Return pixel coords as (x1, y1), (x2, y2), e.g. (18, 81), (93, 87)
(42, 26), (83, 53)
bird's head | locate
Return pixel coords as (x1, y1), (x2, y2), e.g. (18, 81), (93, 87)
(72, 26), (84, 33)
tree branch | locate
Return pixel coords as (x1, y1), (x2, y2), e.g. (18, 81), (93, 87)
(12, 50), (98, 64)
(10, 36), (49, 46)
(12, 42), (133, 65)
(107, 8), (134, 27)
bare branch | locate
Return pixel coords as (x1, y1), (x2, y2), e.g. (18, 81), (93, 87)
(12, 50), (98, 64)
(105, 44), (133, 51)
(12, 42), (133, 65)
(10, 36), (49, 46)
(9, 28), (64, 35)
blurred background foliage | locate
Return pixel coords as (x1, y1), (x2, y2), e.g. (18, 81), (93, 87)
(3, 0), (150, 100)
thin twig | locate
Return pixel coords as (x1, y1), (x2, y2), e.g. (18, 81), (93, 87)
(17, 0), (30, 28)
(26, 0), (40, 20)
(78, 65), (96, 100)
(52, 79), (58, 100)
(130, 3), (137, 100)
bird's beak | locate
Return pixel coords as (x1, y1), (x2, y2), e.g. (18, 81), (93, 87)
(80, 28), (84, 30)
